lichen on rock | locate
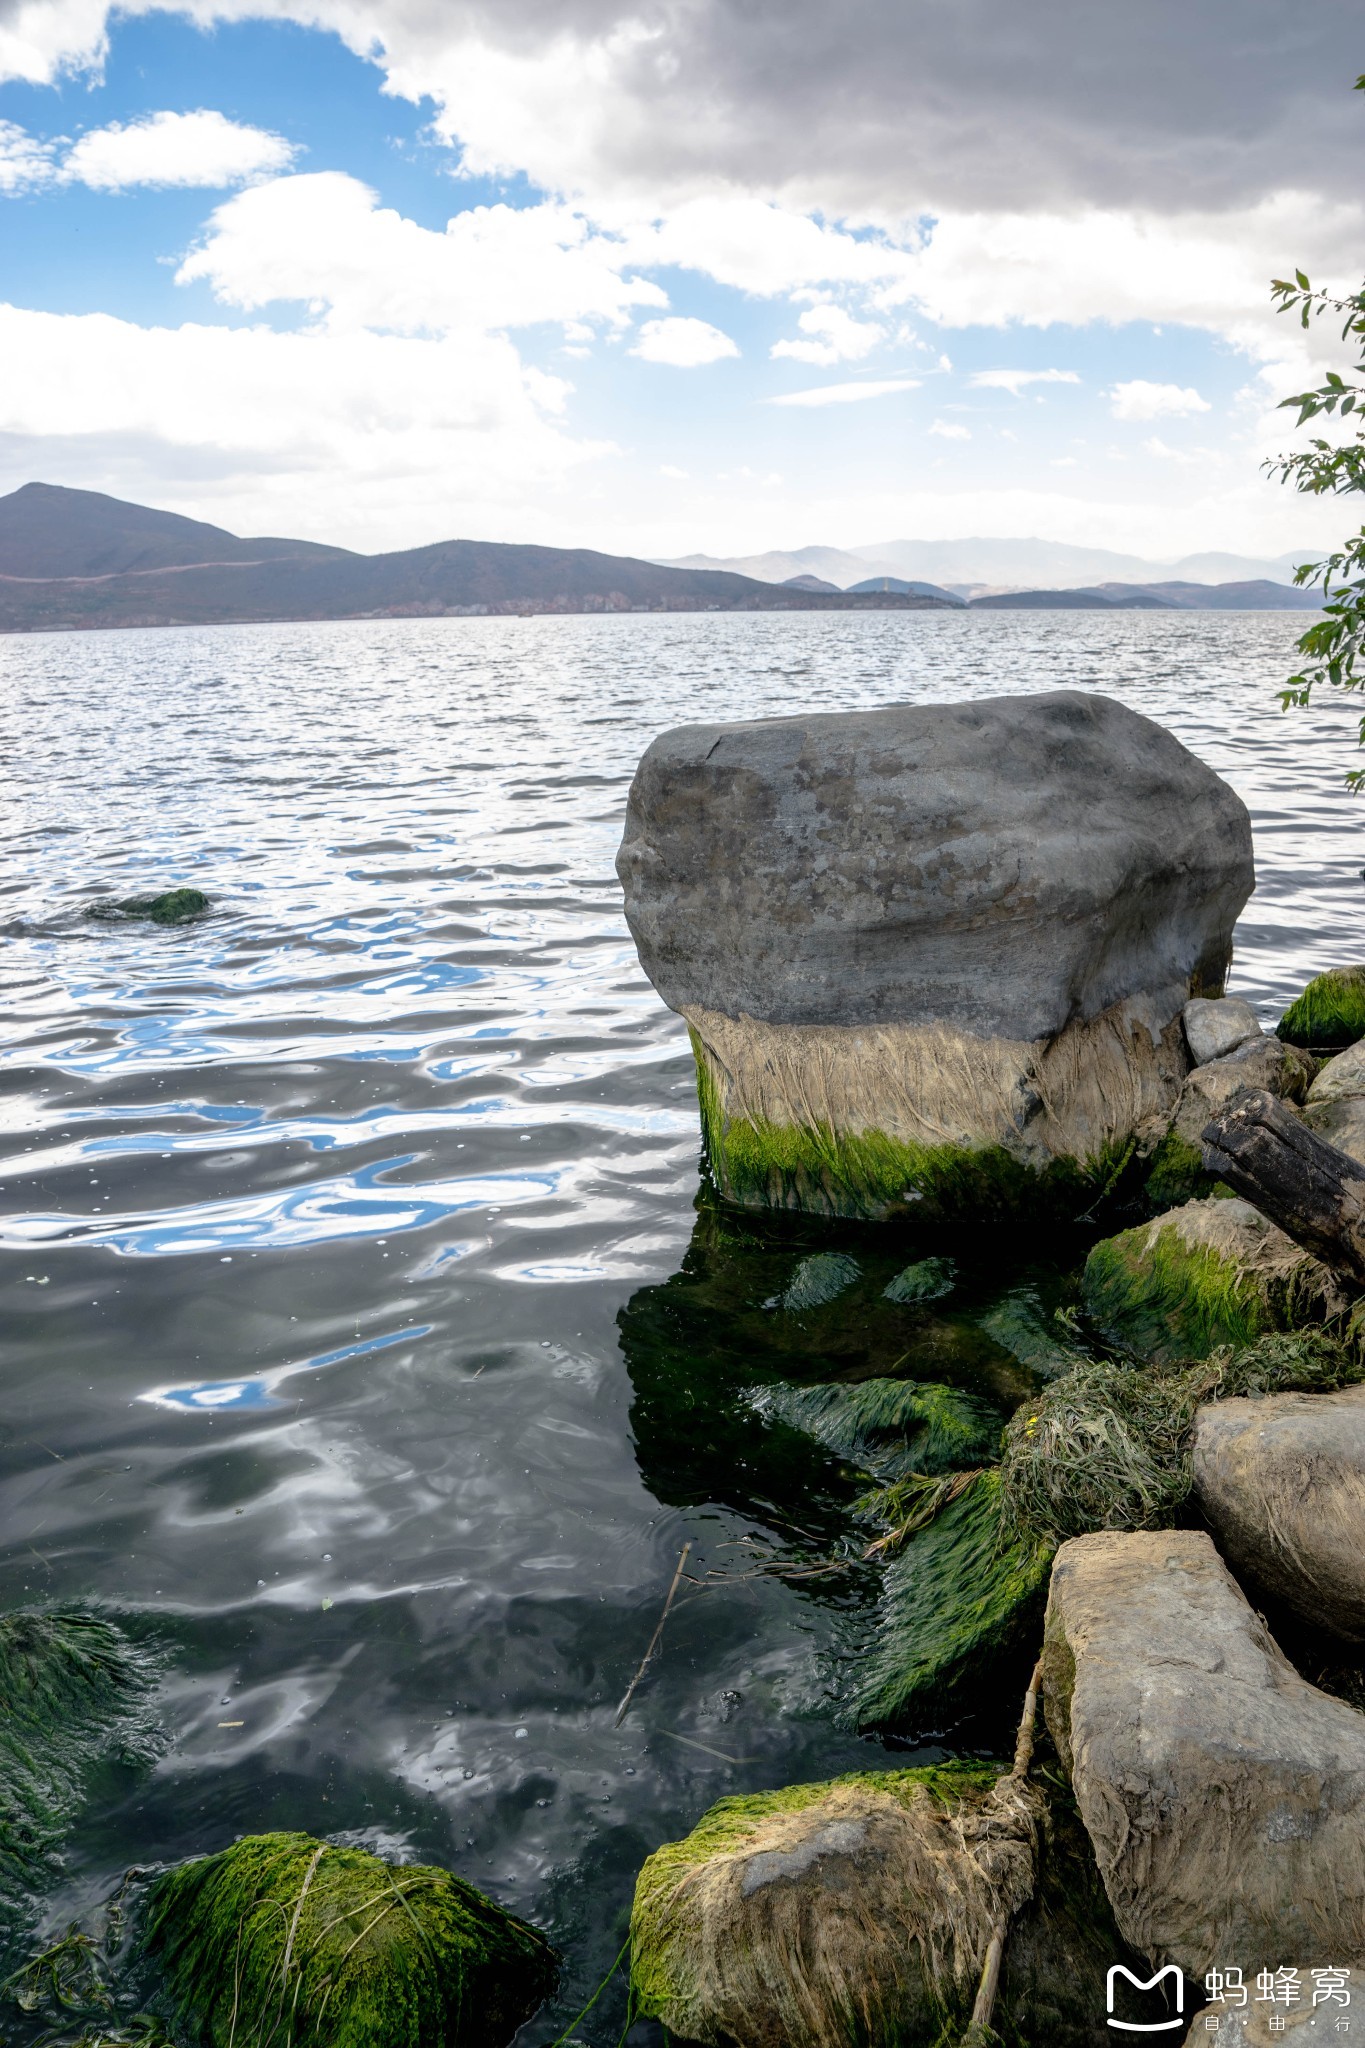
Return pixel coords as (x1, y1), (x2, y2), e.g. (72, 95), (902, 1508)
(144, 1831), (557, 2048)
(1278, 964), (1365, 1048)
(1081, 1195), (1345, 1363)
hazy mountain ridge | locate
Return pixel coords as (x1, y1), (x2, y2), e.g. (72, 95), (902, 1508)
(0, 485), (952, 632)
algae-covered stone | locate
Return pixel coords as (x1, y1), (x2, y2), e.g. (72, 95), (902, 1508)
(884, 1255), (956, 1304)
(145, 1831), (556, 2048)
(0, 1610), (159, 1945)
(851, 1470), (1053, 1729)
(1043, 1529), (1365, 1978)
(630, 1764), (1035, 2048)
(1082, 1196), (1345, 1364)
(778, 1250), (859, 1311)
(1278, 963), (1365, 1048)
(88, 887), (208, 924)
(1193, 1382), (1365, 1639)
(619, 691), (1251, 1219)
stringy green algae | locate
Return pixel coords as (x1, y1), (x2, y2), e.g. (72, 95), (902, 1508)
(630, 1762), (1000, 2027)
(760, 1376), (1000, 1479)
(0, 1611), (159, 1948)
(144, 1831), (557, 2048)
(88, 889), (208, 926)
(689, 1027), (1113, 1221)
(1277, 964), (1365, 1048)
(1083, 1221), (1280, 1363)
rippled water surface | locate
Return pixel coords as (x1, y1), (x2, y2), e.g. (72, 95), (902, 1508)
(1, 610), (1362, 2038)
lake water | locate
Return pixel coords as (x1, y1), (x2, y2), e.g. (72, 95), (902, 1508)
(0, 608), (1361, 2041)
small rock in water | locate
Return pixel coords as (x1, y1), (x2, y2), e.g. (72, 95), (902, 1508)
(882, 1256), (955, 1305)
(88, 886), (208, 925)
(778, 1251), (860, 1312)
(1277, 962), (1365, 1049)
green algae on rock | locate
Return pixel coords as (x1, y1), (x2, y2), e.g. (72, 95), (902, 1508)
(758, 1375), (1001, 1482)
(884, 1256), (957, 1305)
(778, 1249), (861, 1312)
(630, 1762), (1031, 2048)
(144, 1832), (557, 2048)
(1081, 1196), (1346, 1365)
(0, 1611), (160, 1949)
(850, 1472), (1054, 1730)
(1277, 964), (1365, 1049)
(88, 888), (208, 925)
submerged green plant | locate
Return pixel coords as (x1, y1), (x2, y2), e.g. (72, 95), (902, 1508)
(88, 889), (208, 926)
(759, 1375), (1001, 1481)
(779, 1251), (861, 1312)
(1276, 965), (1365, 1049)
(144, 1832), (557, 2048)
(883, 1257), (957, 1305)
(0, 1611), (159, 1944)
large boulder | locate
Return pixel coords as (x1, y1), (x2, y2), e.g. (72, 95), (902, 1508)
(1042, 1529), (1365, 1978)
(1278, 964), (1365, 1050)
(617, 691), (1253, 1218)
(1082, 1196), (1345, 1364)
(1193, 1383), (1365, 1639)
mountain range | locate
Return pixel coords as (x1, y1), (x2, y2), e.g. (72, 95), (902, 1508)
(0, 484), (950, 633)
(0, 483), (1321, 633)
(662, 538), (1319, 604)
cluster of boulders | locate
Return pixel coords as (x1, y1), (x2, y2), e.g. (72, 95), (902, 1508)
(617, 695), (1365, 2047)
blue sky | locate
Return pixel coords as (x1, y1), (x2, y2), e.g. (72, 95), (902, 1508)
(0, 1), (1360, 560)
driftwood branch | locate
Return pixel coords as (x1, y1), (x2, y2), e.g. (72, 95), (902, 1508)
(1201, 1087), (1365, 1286)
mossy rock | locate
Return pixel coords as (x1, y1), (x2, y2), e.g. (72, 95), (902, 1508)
(1277, 964), (1365, 1049)
(0, 1610), (159, 1949)
(884, 1256), (956, 1305)
(1143, 1131), (1234, 1210)
(850, 1471), (1054, 1730)
(1081, 1196), (1346, 1365)
(758, 1375), (1002, 1483)
(630, 1762), (1026, 2048)
(88, 888), (208, 925)
(144, 1832), (557, 2048)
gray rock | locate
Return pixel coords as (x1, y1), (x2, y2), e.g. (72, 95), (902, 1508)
(1043, 1529), (1365, 1978)
(1168, 1035), (1316, 1150)
(1304, 1041), (1365, 1165)
(618, 691), (1252, 1038)
(618, 692), (1252, 1216)
(1183, 995), (1262, 1066)
(1193, 1384), (1365, 1639)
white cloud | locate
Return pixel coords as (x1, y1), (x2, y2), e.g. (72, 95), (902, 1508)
(769, 377), (920, 407)
(62, 109), (297, 190)
(929, 418), (971, 439)
(0, 299), (600, 548)
(630, 315), (738, 365)
(178, 173), (666, 335)
(1109, 378), (1211, 420)
(1143, 435), (1200, 463)
(0, 117), (57, 191)
(969, 368), (1080, 395)
(771, 302), (883, 366)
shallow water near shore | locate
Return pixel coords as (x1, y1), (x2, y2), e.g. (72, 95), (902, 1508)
(0, 608), (1362, 2039)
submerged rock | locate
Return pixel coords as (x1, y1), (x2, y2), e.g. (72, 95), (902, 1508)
(88, 887), (208, 925)
(630, 1764), (1037, 2048)
(617, 691), (1251, 1219)
(1193, 1383), (1365, 1639)
(778, 1249), (860, 1311)
(883, 1254), (956, 1304)
(1304, 1038), (1365, 1164)
(1082, 1196), (1345, 1364)
(1182, 993), (1262, 1066)
(1278, 963), (1365, 1049)
(1145, 1036), (1315, 1207)
(145, 1830), (557, 2048)
(1043, 1529), (1365, 1977)
(0, 1610), (159, 1946)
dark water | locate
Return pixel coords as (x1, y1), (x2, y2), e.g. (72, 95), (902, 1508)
(0, 609), (1361, 2039)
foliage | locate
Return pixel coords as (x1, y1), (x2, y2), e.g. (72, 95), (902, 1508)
(0, 1612), (160, 1948)
(759, 1375), (1001, 1481)
(778, 1250), (861, 1312)
(1268, 76), (1365, 787)
(144, 1832), (557, 2048)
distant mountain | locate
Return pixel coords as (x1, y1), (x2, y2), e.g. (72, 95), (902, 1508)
(1096, 579), (1321, 611)
(781, 573), (841, 592)
(969, 588), (1173, 611)
(854, 535), (1310, 591)
(0, 482), (350, 579)
(0, 485), (954, 633)
(660, 544), (886, 587)
(847, 575), (964, 604)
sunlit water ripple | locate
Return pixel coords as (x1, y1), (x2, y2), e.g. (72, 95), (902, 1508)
(0, 610), (1361, 2038)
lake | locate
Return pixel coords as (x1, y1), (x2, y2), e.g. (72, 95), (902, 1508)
(0, 608), (1360, 2040)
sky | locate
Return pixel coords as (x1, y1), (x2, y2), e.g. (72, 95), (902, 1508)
(0, 0), (1362, 560)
